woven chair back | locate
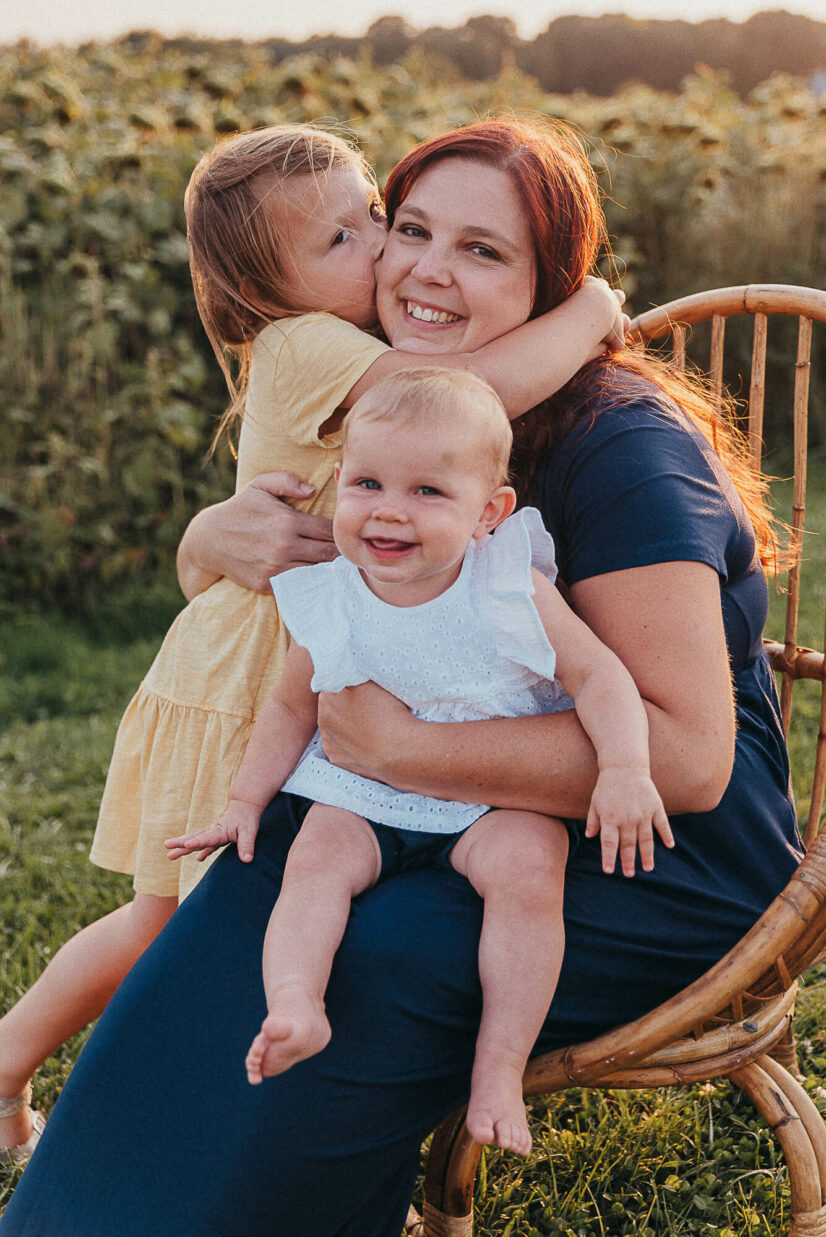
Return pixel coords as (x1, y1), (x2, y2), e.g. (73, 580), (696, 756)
(630, 284), (826, 845)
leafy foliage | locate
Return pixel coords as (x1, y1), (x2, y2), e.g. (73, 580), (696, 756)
(1, 40), (824, 612)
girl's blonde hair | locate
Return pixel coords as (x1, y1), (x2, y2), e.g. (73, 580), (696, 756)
(185, 124), (375, 450)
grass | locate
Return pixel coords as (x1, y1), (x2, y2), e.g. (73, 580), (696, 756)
(1, 462), (825, 1232)
(0, 614), (165, 1211)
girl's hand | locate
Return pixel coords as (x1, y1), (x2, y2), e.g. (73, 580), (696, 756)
(317, 683), (419, 785)
(165, 799), (262, 863)
(579, 276), (629, 357)
(177, 472), (338, 599)
(585, 768), (674, 878)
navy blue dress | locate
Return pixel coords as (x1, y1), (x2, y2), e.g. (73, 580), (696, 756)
(0, 392), (802, 1236)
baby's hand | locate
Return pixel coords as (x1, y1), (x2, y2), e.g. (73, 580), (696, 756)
(585, 768), (674, 877)
(165, 799), (262, 864)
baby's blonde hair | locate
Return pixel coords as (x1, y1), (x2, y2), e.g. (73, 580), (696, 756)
(184, 124), (376, 449)
(343, 368), (513, 489)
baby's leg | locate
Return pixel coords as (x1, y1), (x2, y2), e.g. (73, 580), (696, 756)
(449, 810), (569, 1155)
(246, 805), (381, 1085)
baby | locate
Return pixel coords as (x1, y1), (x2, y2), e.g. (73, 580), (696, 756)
(168, 367), (673, 1155)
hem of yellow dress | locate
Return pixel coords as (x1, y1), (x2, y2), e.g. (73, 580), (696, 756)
(90, 847), (182, 898)
(132, 875), (182, 898)
(88, 847), (135, 877)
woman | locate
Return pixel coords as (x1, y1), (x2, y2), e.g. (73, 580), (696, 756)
(0, 120), (801, 1237)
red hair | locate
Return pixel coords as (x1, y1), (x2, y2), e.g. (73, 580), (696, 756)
(384, 119), (781, 572)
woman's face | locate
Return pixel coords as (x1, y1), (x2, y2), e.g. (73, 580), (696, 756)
(377, 158), (536, 355)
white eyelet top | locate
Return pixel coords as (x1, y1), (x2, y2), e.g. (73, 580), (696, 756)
(272, 507), (573, 833)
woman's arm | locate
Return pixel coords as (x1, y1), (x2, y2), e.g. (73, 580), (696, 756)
(343, 277), (627, 420)
(316, 560), (735, 820)
(176, 472), (337, 599)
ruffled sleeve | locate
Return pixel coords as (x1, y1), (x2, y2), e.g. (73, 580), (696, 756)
(481, 507), (560, 683)
(270, 559), (368, 693)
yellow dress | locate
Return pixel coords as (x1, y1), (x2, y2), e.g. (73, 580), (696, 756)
(90, 314), (390, 900)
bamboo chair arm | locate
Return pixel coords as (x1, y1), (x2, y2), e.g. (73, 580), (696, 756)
(629, 284), (826, 343)
(526, 1013), (792, 1094)
(765, 640), (826, 682)
(636, 986), (797, 1066)
(525, 829), (826, 1090)
(525, 990), (795, 1095)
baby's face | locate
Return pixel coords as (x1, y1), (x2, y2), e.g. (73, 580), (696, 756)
(333, 416), (497, 607)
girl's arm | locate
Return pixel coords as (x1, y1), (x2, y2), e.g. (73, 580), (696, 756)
(315, 560), (736, 821)
(165, 641), (318, 861)
(342, 276), (627, 421)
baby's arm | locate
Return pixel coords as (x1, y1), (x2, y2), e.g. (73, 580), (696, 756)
(165, 641), (318, 863)
(530, 569), (674, 877)
(343, 276), (627, 420)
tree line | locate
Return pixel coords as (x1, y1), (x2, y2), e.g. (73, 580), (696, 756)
(109, 11), (826, 97)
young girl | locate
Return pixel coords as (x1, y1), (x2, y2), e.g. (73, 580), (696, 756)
(0, 124), (627, 1162)
(167, 367), (673, 1157)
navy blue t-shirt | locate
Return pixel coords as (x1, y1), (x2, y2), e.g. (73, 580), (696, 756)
(531, 390), (803, 1048)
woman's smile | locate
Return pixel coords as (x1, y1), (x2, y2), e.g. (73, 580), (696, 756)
(404, 299), (464, 326)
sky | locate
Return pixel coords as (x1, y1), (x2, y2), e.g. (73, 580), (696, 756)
(3, 0), (825, 47)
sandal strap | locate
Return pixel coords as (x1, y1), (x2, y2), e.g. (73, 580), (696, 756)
(0, 1082), (32, 1119)
(0, 1109), (47, 1168)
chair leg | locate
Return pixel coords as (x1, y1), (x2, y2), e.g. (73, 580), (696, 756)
(731, 1056), (826, 1236)
(770, 1021), (803, 1079)
(422, 1108), (479, 1236)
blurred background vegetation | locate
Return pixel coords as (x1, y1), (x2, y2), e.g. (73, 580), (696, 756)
(1, 17), (824, 617)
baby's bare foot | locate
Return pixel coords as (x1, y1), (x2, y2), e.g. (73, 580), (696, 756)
(245, 986), (331, 1084)
(465, 1060), (532, 1155)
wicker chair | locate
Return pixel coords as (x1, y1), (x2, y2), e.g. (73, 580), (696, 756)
(413, 285), (826, 1237)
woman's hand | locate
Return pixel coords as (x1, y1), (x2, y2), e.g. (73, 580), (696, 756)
(177, 472), (338, 600)
(317, 683), (421, 785)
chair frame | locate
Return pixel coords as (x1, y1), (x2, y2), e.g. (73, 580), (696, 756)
(415, 284), (826, 1237)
